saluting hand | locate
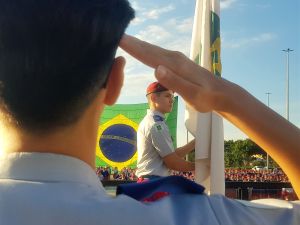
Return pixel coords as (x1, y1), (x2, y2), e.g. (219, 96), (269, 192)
(119, 34), (234, 114)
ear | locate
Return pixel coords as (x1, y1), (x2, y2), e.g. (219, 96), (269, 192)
(104, 56), (126, 105)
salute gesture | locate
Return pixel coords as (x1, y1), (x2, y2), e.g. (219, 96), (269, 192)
(120, 34), (300, 197)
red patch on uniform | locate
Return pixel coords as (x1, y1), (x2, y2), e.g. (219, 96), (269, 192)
(142, 191), (170, 202)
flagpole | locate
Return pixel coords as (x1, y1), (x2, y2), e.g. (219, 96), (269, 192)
(282, 48), (293, 121)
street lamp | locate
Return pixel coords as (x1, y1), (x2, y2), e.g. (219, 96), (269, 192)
(282, 48), (294, 121)
(265, 92), (271, 169)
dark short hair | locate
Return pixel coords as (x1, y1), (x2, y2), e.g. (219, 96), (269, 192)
(0, 0), (134, 133)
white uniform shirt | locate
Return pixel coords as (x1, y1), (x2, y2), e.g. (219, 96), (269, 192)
(136, 109), (174, 177)
(0, 152), (299, 225)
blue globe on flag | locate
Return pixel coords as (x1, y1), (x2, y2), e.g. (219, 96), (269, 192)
(99, 124), (137, 163)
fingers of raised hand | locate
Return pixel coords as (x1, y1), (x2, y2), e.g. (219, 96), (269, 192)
(120, 35), (185, 72)
(120, 34), (169, 68)
(120, 34), (211, 85)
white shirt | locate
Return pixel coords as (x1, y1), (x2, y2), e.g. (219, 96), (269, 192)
(136, 109), (174, 177)
(0, 152), (299, 225)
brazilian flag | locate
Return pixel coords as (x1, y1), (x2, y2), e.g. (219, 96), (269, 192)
(96, 97), (178, 170)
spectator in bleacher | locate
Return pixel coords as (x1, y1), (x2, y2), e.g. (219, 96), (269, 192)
(102, 167), (110, 181)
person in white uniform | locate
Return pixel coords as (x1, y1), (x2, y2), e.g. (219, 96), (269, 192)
(136, 82), (195, 179)
(0, 1), (299, 225)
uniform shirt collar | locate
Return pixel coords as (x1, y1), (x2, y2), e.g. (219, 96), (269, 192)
(0, 152), (105, 191)
(147, 109), (165, 120)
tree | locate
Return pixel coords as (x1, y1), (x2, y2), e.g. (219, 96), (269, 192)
(189, 138), (278, 168)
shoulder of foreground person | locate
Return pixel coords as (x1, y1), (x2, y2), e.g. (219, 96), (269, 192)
(115, 176), (299, 225)
(109, 193), (300, 225)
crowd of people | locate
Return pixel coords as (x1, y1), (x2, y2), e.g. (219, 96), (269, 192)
(225, 168), (290, 182)
(95, 166), (289, 183)
(96, 167), (138, 181)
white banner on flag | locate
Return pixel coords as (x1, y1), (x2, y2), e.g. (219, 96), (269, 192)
(185, 0), (225, 195)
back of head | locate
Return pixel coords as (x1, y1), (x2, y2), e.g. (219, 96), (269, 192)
(0, 0), (134, 133)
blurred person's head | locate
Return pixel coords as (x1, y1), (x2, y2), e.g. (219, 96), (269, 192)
(0, 0), (134, 134)
(0, 1), (134, 167)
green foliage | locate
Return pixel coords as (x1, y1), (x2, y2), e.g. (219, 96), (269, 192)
(225, 139), (256, 167)
(224, 139), (277, 168)
(187, 138), (278, 168)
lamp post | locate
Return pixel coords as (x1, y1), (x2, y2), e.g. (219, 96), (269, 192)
(265, 92), (271, 169)
(282, 48), (293, 121)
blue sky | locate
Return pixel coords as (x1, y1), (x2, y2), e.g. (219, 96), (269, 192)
(116, 0), (300, 146)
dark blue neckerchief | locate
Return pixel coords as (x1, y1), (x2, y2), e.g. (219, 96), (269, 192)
(116, 176), (205, 201)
